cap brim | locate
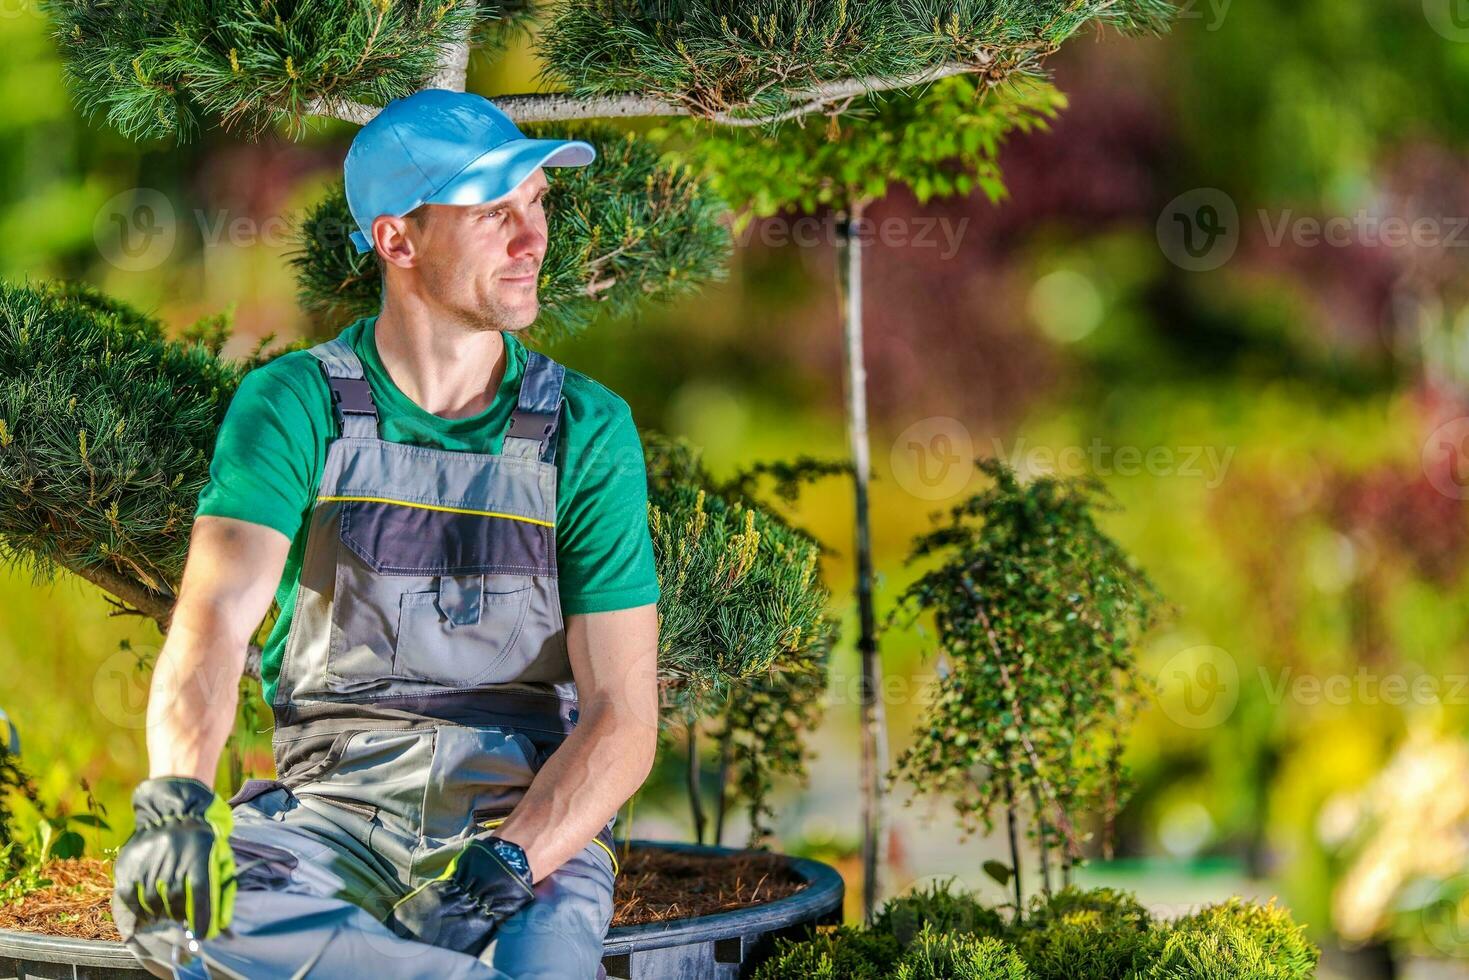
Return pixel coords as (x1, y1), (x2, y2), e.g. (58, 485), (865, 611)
(349, 138), (595, 253)
(424, 138), (596, 209)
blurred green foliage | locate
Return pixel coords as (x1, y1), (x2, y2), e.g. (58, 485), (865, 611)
(653, 75), (1065, 225)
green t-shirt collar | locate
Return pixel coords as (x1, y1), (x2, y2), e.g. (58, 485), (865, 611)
(352, 313), (528, 433)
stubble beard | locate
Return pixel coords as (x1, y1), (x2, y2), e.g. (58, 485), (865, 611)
(433, 265), (538, 334)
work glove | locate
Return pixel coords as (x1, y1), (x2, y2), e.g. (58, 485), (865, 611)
(385, 833), (536, 955)
(112, 776), (238, 941)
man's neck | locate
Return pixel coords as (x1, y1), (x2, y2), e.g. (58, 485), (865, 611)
(373, 297), (509, 420)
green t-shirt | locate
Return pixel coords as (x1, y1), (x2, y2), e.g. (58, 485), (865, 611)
(197, 315), (660, 704)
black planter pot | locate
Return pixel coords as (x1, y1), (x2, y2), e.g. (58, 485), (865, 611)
(0, 840), (844, 980)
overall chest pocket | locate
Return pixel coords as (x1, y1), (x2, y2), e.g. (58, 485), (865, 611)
(328, 497), (555, 692)
(395, 576), (533, 686)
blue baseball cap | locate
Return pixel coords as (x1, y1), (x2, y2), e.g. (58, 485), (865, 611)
(343, 88), (596, 253)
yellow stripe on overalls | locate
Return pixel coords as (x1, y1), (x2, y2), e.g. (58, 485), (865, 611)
(478, 818), (621, 877)
(317, 495), (555, 528)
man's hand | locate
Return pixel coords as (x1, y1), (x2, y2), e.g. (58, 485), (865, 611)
(384, 833), (536, 955)
(112, 776), (238, 940)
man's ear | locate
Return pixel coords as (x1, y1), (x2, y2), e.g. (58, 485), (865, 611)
(373, 213), (418, 269)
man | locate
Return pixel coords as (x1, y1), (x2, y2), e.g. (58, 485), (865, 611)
(110, 89), (661, 980)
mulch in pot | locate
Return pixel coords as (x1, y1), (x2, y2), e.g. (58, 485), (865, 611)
(0, 857), (116, 940)
(0, 846), (808, 941)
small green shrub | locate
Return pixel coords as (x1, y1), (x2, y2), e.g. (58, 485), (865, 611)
(1148, 899), (1319, 980)
(893, 925), (1033, 980)
(1024, 886), (1154, 932)
(750, 925), (901, 980)
(875, 878), (1007, 948)
(749, 887), (1317, 980)
(1013, 888), (1160, 980)
(1145, 922), (1293, 980)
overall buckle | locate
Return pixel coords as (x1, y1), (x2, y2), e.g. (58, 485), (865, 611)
(330, 377), (377, 416)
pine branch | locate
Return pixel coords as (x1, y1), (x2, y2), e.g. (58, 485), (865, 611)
(44, 0), (1173, 138)
(307, 59), (982, 127)
(67, 559), (174, 627)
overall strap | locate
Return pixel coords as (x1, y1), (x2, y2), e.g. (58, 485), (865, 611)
(308, 337), (379, 440)
(503, 350), (566, 463)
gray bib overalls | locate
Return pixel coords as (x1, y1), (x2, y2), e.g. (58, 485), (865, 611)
(116, 335), (619, 980)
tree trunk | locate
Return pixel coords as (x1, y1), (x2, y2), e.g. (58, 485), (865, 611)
(837, 200), (888, 923)
(1030, 784), (1053, 900)
(713, 725), (733, 846)
(1005, 777), (1024, 926)
(686, 724), (706, 845)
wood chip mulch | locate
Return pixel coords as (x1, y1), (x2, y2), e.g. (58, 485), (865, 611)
(609, 845), (807, 927)
(0, 847), (809, 940)
(0, 858), (119, 940)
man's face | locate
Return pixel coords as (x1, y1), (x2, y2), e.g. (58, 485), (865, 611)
(378, 168), (551, 332)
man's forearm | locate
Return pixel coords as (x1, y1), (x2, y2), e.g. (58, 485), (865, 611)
(145, 605), (248, 784)
(492, 703), (656, 882)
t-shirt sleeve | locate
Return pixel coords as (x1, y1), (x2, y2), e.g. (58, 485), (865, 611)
(556, 400), (661, 616)
(194, 361), (323, 542)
